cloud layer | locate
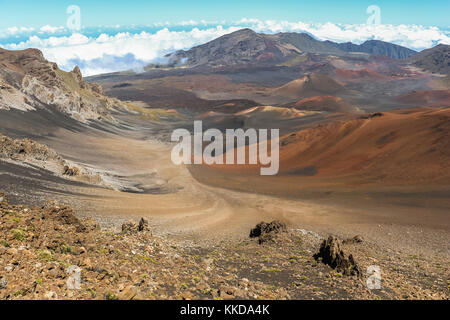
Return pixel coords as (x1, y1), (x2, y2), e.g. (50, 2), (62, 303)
(4, 26), (242, 76)
(238, 19), (450, 50)
(2, 19), (449, 76)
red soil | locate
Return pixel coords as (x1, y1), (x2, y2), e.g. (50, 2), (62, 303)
(202, 107), (450, 186)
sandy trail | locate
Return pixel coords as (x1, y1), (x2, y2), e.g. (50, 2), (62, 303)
(27, 126), (448, 259)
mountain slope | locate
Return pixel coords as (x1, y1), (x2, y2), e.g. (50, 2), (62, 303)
(277, 108), (450, 184)
(0, 47), (127, 122)
(409, 44), (450, 75)
(203, 107), (450, 186)
(266, 32), (345, 55)
(171, 28), (303, 67)
(294, 96), (359, 113)
(325, 40), (417, 59)
(396, 90), (450, 107)
(272, 73), (344, 100)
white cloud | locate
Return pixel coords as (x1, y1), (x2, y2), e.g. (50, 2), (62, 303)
(1, 26), (35, 37)
(4, 26), (241, 76)
(39, 25), (65, 33)
(7, 26), (19, 34)
(238, 19), (450, 50)
(2, 19), (449, 76)
(178, 20), (199, 26)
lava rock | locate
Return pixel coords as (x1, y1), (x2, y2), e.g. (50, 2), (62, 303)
(249, 220), (287, 244)
(122, 220), (138, 234)
(122, 218), (150, 234)
(343, 235), (364, 244)
(42, 205), (86, 233)
(138, 218), (150, 232)
(360, 112), (383, 119)
(314, 235), (361, 276)
(63, 165), (80, 176)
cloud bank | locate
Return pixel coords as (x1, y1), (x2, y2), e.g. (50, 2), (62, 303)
(2, 19), (449, 76)
(238, 19), (450, 50)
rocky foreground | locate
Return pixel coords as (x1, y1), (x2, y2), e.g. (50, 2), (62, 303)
(0, 192), (448, 300)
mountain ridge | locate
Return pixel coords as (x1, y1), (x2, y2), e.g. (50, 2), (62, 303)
(0, 47), (129, 122)
(170, 28), (418, 67)
(324, 39), (416, 59)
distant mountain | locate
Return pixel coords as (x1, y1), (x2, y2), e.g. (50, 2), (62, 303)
(409, 44), (450, 75)
(324, 40), (416, 59)
(170, 29), (418, 67)
(170, 28), (303, 67)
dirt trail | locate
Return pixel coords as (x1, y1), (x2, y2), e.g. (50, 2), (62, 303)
(15, 126), (445, 260)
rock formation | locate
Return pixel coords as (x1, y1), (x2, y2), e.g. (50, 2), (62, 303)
(314, 236), (361, 276)
(0, 48), (127, 122)
(250, 220), (288, 244)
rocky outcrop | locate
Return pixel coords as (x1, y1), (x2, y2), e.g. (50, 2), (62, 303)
(0, 195), (289, 300)
(121, 218), (150, 234)
(360, 112), (383, 119)
(1, 194), (448, 300)
(41, 203), (88, 233)
(249, 220), (288, 244)
(343, 235), (364, 244)
(63, 165), (81, 177)
(138, 218), (150, 232)
(0, 48), (125, 122)
(0, 133), (103, 186)
(314, 236), (361, 276)
(0, 134), (61, 163)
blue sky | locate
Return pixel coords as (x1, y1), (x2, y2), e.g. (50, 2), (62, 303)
(1, 0), (449, 76)
(0, 0), (449, 29)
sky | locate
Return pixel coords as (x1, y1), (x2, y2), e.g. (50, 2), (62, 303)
(1, 0), (449, 75)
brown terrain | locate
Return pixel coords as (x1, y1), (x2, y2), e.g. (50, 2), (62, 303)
(0, 30), (449, 300)
(293, 96), (357, 112)
(201, 107), (450, 184)
(1, 195), (448, 300)
(396, 90), (450, 107)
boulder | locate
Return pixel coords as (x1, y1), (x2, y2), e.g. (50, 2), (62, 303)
(360, 112), (383, 119)
(42, 204), (86, 233)
(138, 218), (150, 232)
(63, 165), (80, 176)
(122, 218), (150, 234)
(314, 235), (361, 276)
(343, 235), (364, 244)
(121, 220), (138, 233)
(88, 83), (104, 95)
